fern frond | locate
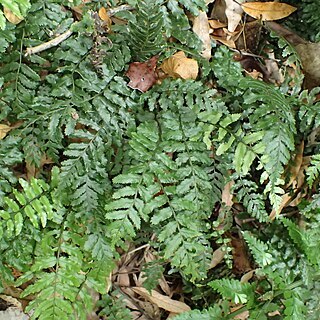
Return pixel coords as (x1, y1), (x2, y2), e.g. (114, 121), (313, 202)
(239, 78), (296, 212)
(306, 154), (320, 187)
(173, 305), (224, 320)
(232, 175), (269, 222)
(127, 0), (166, 60)
(242, 231), (273, 267)
(209, 278), (255, 305)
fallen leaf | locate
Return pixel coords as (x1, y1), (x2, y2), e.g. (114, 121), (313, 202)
(225, 0), (243, 33)
(295, 43), (320, 89)
(131, 287), (191, 314)
(240, 270), (255, 283)
(241, 2), (297, 21)
(208, 20), (227, 29)
(192, 12), (212, 59)
(3, 7), (24, 24)
(269, 193), (291, 220)
(209, 247), (225, 269)
(98, 7), (112, 30)
(160, 51), (198, 80)
(0, 124), (11, 140)
(222, 180), (234, 207)
(232, 236), (251, 273)
(286, 141), (304, 188)
(126, 56), (158, 92)
(212, 35), (236, 48)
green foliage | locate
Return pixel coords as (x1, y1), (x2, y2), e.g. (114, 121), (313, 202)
(0, 0), (30, 30)
(0, 0), (319, 319)
(209, 278), (255, 305)
(127, 0), (166, 60)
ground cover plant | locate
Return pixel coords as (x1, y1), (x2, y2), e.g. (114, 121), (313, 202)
(0, 0), (320, 319)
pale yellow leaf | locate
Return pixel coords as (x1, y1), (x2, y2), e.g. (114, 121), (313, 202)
(160, 51), (198, 80)
(192, 11), (211, 59)
(131, 287), (191, 314)
(3, 7), (24, 24)
(0, 124), (11, 140)
(225, 0), (243, 32)
(241, 2), (297, 21)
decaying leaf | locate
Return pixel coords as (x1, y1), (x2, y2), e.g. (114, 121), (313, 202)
(225, 0), (243, 33)
(192, 11), (212, 59)
(131, 287), (191, 314)
(241, 2), (297, 21)
(160, 51), (198, 80)
(98, 7), (112, 30)
(222, 180), (234, 207)
(232, 236), (251, 273)
(296, 42), (320, 89)
(3, 7), (24, 24)
(209, 247), (225, 269)
(209, 20), (227, 29)
(126, 56), (158, 92)
(0, 124), (11, 140)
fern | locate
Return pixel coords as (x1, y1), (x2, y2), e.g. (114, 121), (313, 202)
(306, 154), (320, 187)
(209, 278), (255, 305)
(0, 0), (30, 30)
(232, 174), (269, 222)
(127, 0), (166, 61)
(239, 78), (296, 212)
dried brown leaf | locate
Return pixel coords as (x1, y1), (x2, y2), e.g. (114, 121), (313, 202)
(0, 124), (11, 140)
(131, 287), (191, 314)
(211, 36), (236, 48)
(222, 180), (234, 207)
(208, 19), (227, 29)
(209, 247), (225, 269)
(241, 2), (296, 21)
(192, 12), (211, 59)
(3, 7), (23, 24)
(126, 56), (158, 92)
(240, 270), (255, 283)
(225, 0), (243, 32)
(160, 51), (198, 80)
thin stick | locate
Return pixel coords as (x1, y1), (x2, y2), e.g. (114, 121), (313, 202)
(25, 5), (134, 56)
(25, 29), (73, 56)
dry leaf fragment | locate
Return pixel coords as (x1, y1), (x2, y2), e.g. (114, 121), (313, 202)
(3, 7), (24, 24)
(241, 2), (296, 21)
(209, 247), (225, 269)
(126, 56), (158, 92)
(208, 19), (227, 29)
(222, 180), (234, 207)
(192, 12), (212, 59)
(131, 287), (191, 314)
(0, 124), (11, 140)
(98, 7), (112, 30)
(225, 0), (243, 33)
(160, 51), (198, 80)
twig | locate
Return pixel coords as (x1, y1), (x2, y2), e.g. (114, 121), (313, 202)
(107, 4), (134, 16)
(25, 5), (134, 56)
(25, 29), (73, 56)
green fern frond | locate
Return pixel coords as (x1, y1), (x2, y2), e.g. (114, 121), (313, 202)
(209, 278), (255, 305)
(127, 0), (166, 60)
(306, 154), (320, 187)
(173, 305), (224, 320)
(232, 175), (269, 222)
(239, 78), (296, 212)
(243, 231), (273, 267)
